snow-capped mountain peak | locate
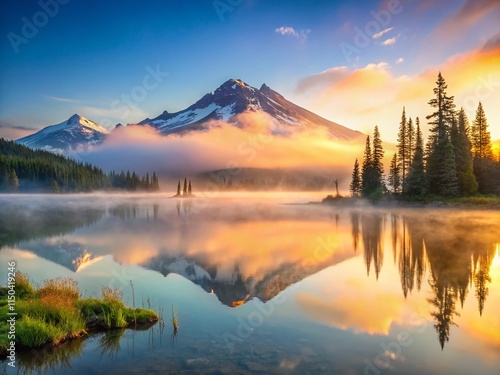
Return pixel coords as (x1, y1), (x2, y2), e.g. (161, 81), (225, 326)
(139, 79), (363, 140)
(17, 114), (109, 153)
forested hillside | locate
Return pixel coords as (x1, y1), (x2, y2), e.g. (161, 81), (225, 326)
(0, 138), (159, 193)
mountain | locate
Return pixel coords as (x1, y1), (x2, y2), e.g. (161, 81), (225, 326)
(140, 79), (363, 140)
(15, 79), (363, 156)
(17, 114), (109, 153)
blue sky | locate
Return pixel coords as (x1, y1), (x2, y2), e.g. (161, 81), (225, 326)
(1, 0), (499, 141)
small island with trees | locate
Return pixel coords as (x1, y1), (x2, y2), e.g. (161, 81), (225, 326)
(173, 177), (195, 198)
(325, 72), (500, 206)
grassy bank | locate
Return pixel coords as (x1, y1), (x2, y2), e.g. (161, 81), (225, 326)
(0, 273), (157, 357)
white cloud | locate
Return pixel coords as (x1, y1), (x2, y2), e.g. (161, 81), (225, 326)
(275, 26), (299, 37)
(396, 57), (404, 64)
(275, 26), (311, 41)
(381, 37), (397, 46)
(372, 27), (393, 39)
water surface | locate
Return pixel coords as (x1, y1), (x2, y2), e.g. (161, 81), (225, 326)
(0, 193), (499, 374)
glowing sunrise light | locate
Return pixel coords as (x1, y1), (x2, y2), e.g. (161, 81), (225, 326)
(493, 244), (500, 267)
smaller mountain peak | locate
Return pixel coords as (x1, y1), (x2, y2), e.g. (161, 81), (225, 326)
(68, 114), (81, 122)
(115, 123), (123, 128)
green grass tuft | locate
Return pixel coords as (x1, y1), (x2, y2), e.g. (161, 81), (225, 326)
(0, 273), (158, 355)
(16, 316), (63, 348)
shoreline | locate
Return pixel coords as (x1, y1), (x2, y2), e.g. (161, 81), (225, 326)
(315, 195), (500, 210)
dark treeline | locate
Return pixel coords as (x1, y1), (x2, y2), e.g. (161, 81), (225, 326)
(0, 138), (160, 193)
(350, 72), (500, 199)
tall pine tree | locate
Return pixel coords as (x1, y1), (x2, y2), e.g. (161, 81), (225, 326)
(452, 108), (478, 195)
(361, 135), (373, 197)
(397, 107), (408, 192)
(372, 126), (385, 189)
(405, 121), (427, 197)
(471, 103), (495, 194)
(425, 72), (457, 195)
(408, 117), (415, 168)
(361, 128), (385, 198)
(470, 102), (493, 160)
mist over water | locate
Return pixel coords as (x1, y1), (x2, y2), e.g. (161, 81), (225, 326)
(79, 112), (370, 179)
(1, 192), (499, 374)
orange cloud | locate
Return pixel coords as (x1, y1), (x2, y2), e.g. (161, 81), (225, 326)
(295, 45), (500, 142)
(86, 111), (367, 179)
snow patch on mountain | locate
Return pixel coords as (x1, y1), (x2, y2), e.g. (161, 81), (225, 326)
(139, 79), (363, 140)
(17, 114), (109, 153)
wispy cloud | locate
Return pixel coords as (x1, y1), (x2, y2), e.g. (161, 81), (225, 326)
(0, 121), (33, 130)
(296, 66), (350, 93)
(275, 26), (310, 41)
(372, 27), (393, 39)
(435, 0), (500, 40)
(482, 32), (500, 51)
(396, 57), (404, 64)
(47, 96), (81, 103)
(0, 120), (36, 140)
(381, 37), (397, 46)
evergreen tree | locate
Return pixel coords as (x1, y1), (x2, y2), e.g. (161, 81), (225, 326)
(372, 126), (385, 191)
(361, 128), (385, 198)
(397, 107), (408, 191)
(188, 180), (192, 195)
(408, 117), (415, 168)
(470, 102), (493, 160)
(440, 142), (459, 196)
(183, 177), (188, 195)
(470, 103), (495, 194)
(176, 181), (181, 196)
(388, 153), (400, 194)
(361, 136), (373, 196)
(425, 72), (456, 195)
(405, 121), (427, 197)
(453, 108), (478, 195)
(349, 158), (361, 197)
(152, 172), (159, 191)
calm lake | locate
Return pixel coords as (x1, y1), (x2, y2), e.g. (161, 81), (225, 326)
(0, 193), (499, 375)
